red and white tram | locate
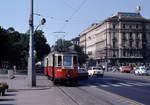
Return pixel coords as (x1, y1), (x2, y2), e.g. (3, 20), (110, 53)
(43, 49), (78, 85)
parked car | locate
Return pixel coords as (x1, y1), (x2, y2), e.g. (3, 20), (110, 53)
(112, 66), (120, 72)
(119, 66), (132, 73)
(88, 67), (104, 77)
(78, 68), (88, 80)
(134, 66), (149, 76)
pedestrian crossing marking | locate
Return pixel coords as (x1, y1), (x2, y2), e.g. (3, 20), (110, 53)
(100, 85), (109, 87)
(90, 85), (97, 88)
(106, 83), (121, 87)
(127, 82), (144, 86)
(118, 83), (132, 86)
(138, 82), (150, 86)
(86, 81), (150, 88)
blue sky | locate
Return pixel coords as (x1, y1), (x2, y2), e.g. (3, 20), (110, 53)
(0, 0), (150, 45)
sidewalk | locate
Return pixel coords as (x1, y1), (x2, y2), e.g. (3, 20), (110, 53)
(0, 74), (61, 105)
(0, 74), (52, 90)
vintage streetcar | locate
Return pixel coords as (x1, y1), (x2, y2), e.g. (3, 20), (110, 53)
(43, 49), (78, 85)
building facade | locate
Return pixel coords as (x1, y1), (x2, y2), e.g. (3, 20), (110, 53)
(79, 12), (150, 66)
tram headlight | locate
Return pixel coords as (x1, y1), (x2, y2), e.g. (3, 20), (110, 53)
(66, 74), (70, 78)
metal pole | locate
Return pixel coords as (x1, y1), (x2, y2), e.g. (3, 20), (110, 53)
(28, 0), (36, 87)
(105, 21), (108, 72)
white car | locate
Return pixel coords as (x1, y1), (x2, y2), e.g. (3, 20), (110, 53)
(88, 67), (104, 77)
(134, 66), (149, 76)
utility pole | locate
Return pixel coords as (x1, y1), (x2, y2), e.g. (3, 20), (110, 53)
(28, 0), (36, 87)
(105, 21), (108, 72)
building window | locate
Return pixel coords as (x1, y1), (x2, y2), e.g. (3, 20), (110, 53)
(113, 51), (116, 57)
(136, 41), (139, 48)
(136, 24), (139, 29)
(129, 25), (132, 29)
(122, 32), (126, 40)
(129, 41), (132, 48)
(113, 41), (115, 48)
(123, 51), (126, 56)
(113, 32), (115, 37)
(129, 32), (132, 38)
(113, 24), (115, 29)
(123, 24), (125, 28)
(88, 51), (92, 55)
(130, 50), (134, 56)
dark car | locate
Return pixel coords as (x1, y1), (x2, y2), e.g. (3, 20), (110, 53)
(78, 68), (88, 80)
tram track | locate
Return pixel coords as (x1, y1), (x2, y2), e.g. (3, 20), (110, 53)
(56, 86), (80, 105)
(55, 84), (111, 105)
(54, 82), (143, 105)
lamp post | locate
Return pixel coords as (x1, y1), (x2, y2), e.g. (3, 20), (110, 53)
(28, 0), (46, 87)
(28, 0), (35, 87)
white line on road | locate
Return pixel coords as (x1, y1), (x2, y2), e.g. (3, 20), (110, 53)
(108, 84), (122, 87)
(127, 82), (144, 86)
(100, 84), (110, 87)
(118, 83), (133, 86)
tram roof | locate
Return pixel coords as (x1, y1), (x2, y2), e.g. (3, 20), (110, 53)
(51, 48), (77, 55)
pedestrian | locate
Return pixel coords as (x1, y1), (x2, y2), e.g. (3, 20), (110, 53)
(13, 65), (16, 74)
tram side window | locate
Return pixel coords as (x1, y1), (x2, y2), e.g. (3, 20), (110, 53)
(73, 56), (77, 66)
(63, 56), (72, 66)
(55, 56), (57, 66)
(58, 56), (62, 66)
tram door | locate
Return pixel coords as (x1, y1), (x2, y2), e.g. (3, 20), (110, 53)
(46, 58), (48, 76)
(52, 54), (55, 80)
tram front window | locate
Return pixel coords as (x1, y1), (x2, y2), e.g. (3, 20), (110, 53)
(63, 56), (72, 66)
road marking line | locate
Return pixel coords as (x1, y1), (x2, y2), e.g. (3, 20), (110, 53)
(107, 83), (122, 87)
(138, 82), (150, 86)
(118, 83), (133, 86)
(128, 82), (144, 86)
(89, 85), (97, 88)
(100, 85), (109, 87)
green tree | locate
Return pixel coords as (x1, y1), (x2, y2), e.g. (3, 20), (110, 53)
(54, 39), (73, 51)
(34, 30), (50, 62)
(0, 27), (50, 69)
(0, 27), (11, 68)
(74, 45), (88, 66)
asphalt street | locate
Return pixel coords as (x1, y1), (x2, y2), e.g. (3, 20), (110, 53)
(0, 72), (150, 105)
(80, 73), (150, 105)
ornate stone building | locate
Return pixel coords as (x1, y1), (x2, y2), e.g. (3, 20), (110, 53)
(79, 12), (150, 66)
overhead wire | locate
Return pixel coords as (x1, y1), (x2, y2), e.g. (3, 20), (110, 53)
(59, 0), (88, 31)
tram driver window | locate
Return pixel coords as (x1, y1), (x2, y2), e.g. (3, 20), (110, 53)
(63, 56), (72, 66)
(58, 56), (62, 66)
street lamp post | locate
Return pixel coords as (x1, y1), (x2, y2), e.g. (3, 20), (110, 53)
(28, 0), (46, 87)
(28, 0), (36, 87)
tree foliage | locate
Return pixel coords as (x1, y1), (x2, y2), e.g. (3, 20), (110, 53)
(34, 30), (50, 61)
(0, 27), (50, 69)
(54, 39), (73, 51)
(74, 45), (88, 66)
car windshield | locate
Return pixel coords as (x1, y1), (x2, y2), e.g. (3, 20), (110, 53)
(78, 69), (86, 72)
(141, 68), (146, 70)
(93, 67), (102, 70)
